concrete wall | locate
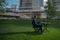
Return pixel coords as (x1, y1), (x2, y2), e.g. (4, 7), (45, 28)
(53, 0), (60, 11)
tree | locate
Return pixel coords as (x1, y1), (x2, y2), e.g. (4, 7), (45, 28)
(11, 4), (17, 11)
(0, 0), (6, 13)
(44, 0), (56, 20)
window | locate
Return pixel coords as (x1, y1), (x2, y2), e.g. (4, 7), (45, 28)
(20, 0), (32, 10)
(32, 0), (43, 6)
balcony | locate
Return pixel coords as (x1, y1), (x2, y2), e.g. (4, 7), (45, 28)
(19, 7), (32, 10)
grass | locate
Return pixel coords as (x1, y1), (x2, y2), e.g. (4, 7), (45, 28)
(0, 19), (60, 40)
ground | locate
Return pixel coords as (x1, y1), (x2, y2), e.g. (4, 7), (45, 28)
(0, 19), (60, 40)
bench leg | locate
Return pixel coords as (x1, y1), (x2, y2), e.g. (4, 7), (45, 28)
(38, 27), (43, 33)
(34, 28), (39, 32)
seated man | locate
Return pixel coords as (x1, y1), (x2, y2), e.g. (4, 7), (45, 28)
(32, 16), (43, 33)
(37, 22), (43, 33)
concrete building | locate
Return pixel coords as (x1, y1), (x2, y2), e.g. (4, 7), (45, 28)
(19, 0), (45, 18)
(53, 0), (60, 11)
(0, 0), (45, 19)
(53, 0), (60, 19)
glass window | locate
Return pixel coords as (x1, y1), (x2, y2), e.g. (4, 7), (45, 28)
(20, 0), (32, 10)
(32, 0), (43, 6)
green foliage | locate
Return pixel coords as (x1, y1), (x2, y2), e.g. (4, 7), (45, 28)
(44, 0), (56, 19)
(0, 0), (6, 13)
(0, 0), (6, 7)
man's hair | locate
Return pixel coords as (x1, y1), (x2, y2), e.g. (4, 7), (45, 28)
(34, 16), (36, 18)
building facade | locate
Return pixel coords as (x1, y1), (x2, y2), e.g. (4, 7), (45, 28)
(19, 0), (43, 10)
(19, 0), (44, 18)
(0, 0), (45, 19)
(53, 0), (60, 11)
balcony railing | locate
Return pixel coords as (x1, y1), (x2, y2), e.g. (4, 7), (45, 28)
(21, 0), (32, 3)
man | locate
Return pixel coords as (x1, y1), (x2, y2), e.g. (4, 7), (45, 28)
(32, 16), (38, 32)
(32, 16), (43, 33)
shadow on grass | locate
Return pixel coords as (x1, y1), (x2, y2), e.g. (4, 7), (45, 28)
(0, 31), (42, 35)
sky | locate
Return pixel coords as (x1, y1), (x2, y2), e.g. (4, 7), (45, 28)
(44, 0), (47, 2)
(6, 0), (47, 8)
(6, 0), (19, 8)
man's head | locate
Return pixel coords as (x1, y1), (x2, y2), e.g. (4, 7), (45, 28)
(31, 16), (37, 19)
(34, 16), (36, 18)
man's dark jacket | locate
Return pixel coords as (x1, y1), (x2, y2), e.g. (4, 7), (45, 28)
(32, 18), (42, 28)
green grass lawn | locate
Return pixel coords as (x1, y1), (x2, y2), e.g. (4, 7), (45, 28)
(0, 19), (60, 40)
